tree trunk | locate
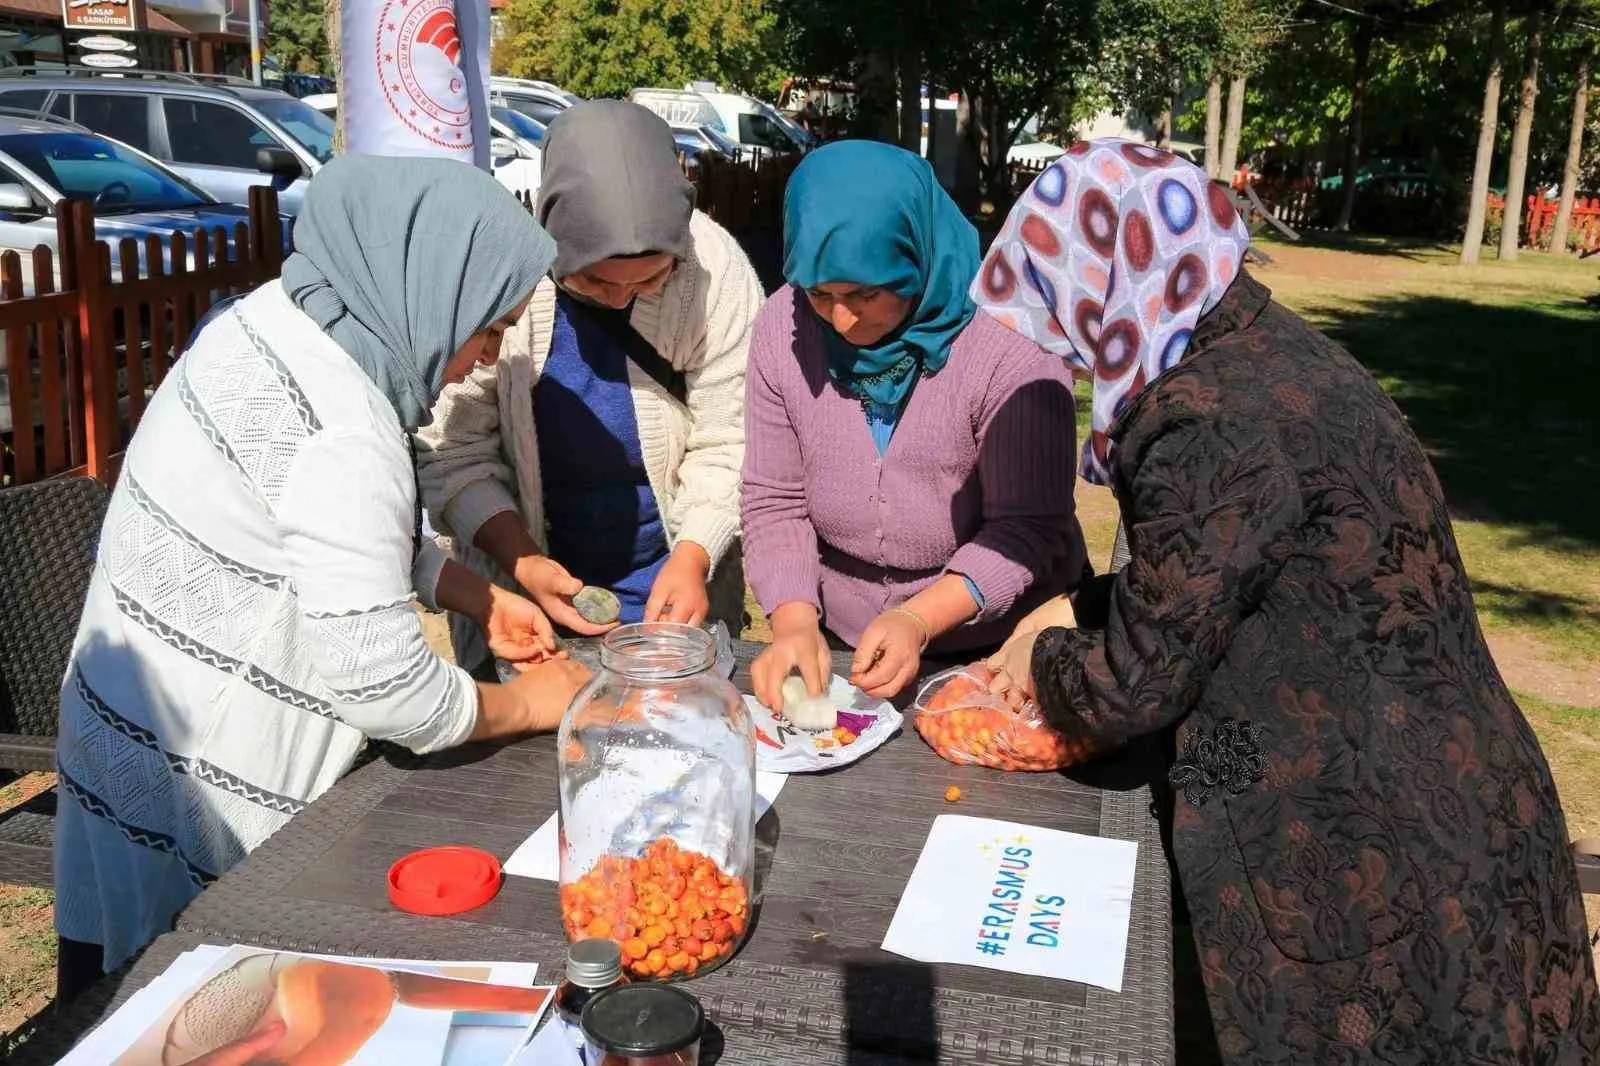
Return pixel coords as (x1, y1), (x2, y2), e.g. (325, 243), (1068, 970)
(1499, 9), (1545, 262)
(1219, 73), (1247, 184)
(1461, 0), (1507, 264)
(325, 0), (344, 153)
(1157, 102), (1173, 149)
(1547, 49), (1590, 255)
(953, 91), (981, 214)
(1336, 20), (1375, 231)
(898, 49), (922, 154)
(1204, 75), (1223, 178)
(857, 52), (899, 142)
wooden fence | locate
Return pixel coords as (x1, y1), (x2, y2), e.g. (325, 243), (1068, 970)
(1489, 193), (1600, 255)
(1, 186), (284, 488)
(8, 150), (798, 490)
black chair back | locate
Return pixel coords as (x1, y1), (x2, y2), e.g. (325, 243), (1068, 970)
(0, 476), (108, 738)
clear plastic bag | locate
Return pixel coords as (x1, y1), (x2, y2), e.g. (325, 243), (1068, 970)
(911, 665), (1094, 772)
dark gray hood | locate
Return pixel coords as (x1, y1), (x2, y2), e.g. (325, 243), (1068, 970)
(535, 100), (695, 278)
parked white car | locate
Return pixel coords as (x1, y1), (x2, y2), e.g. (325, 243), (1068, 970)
(631, 86), (811, 160)
(302, 94), (542, 202)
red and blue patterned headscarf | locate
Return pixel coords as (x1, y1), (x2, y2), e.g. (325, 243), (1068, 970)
(971, 138), (1251, 484)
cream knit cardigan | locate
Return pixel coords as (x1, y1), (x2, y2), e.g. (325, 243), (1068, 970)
(416, 211), (761, 661)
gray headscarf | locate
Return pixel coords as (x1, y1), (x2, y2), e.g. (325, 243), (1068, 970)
(282, 154), (556, 430)
(535, 100), (695, 278)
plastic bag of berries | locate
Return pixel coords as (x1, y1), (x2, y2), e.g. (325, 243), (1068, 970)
(911, 664), (1094, 771)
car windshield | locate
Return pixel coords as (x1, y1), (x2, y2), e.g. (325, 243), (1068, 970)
(492, 108), (545, 145)
(251, 96), (334, 163)
(0, 131), (207, 212)
(701, 125), (740, 156)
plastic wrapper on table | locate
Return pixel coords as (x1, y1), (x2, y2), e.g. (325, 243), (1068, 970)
(911, 665), (1096, 772)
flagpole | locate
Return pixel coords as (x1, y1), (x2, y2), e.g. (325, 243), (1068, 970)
(248, 0), (262, 84)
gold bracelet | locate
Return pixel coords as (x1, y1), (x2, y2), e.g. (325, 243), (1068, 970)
(888, 605), (932, 651)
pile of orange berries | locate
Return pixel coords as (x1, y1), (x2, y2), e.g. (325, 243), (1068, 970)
(914, 667), (1093, 772)
(560, 838), (749, 980)
(814, 725), (859, 749)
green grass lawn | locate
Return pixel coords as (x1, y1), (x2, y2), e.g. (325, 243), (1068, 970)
(1257, 239), (1600, 684)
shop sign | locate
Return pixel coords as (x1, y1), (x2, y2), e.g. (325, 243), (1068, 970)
(62, 0), (139, 34)
(77, 33), (137, 51)
(80, 52), (138, 68)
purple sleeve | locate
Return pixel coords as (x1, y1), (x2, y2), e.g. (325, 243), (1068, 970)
(945, 338), (1084, 623)
(740, 300), (823, 614)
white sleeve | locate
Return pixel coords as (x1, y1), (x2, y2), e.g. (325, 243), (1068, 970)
(279, 427), (477, 753)
(414, 328), (522, 545)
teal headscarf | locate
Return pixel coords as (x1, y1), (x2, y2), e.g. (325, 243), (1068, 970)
(782, 141), (979, 409)
(282, 155), (556, 430)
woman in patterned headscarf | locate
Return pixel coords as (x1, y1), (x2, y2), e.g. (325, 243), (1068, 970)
(980, 139), (1597, 1066)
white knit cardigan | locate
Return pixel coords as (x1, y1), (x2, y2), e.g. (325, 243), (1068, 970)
(54, 281), (477, 971)
(416, 211), (761, 661)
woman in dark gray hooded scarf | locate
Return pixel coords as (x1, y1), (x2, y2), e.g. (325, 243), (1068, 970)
(419, 101), (763, 675)
(53, 156), (591, 999)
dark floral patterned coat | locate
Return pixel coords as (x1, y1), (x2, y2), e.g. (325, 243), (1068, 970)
(1033, 272), (1599, 1065)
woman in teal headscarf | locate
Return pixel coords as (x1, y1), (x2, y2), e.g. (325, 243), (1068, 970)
(54, 156), (591, 995)
(742, 141), (1087, 709)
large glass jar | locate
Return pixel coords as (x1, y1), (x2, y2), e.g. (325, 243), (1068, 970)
(557, 624), (755, 982)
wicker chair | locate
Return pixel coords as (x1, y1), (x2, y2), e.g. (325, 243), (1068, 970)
(0, 476), (106, 762)
(0, 476), (107, 888)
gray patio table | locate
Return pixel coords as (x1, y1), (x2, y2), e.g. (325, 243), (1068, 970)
(31, 640), (1176, 1064)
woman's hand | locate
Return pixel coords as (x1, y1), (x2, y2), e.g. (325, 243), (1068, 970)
(513, 555), (615, 636)
(850, 609), (926, 699)
(751, 603), (832, 712)
(645, 542), (712, 624)
(985, 627), (1043, 707)
(985, 596), (1076, 707)
(477, 585), (556, 662)
(501, 655), (593, 733)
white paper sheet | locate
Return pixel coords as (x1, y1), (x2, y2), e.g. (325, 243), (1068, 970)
(511, 1018), (585, 1065)
(882, 815), (1138, 992)
(58, 946), (545, 1066)
(503, 770), (787, 880)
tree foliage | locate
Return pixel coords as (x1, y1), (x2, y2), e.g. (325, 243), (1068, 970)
(268, 0), (330, 75)
(494, 0), (785, 98)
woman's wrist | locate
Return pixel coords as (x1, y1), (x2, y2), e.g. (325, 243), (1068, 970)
(475, 511), (543, 583)
(900, 573), (982, 642)
(671, 540), (712, 578)
(769, 601), (821, 637)
(886, 605), (932, 650)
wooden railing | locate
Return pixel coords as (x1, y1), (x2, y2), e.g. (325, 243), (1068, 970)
(1, 186), (285, 488)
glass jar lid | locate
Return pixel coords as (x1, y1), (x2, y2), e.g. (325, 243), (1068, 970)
(567, 936), (624, 987)
(580, 984), (704, 1055)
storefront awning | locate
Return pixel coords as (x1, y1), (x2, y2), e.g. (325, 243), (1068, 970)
(0, 0), (192, 34)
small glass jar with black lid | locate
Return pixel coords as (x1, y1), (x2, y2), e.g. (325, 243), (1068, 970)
(580, 983), (704, 1066)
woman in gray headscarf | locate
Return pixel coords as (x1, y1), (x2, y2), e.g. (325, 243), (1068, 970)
(53, 155), (589, 995)
(418, 101), (763, 676)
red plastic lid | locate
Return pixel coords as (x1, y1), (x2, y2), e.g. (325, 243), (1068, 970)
(388, 846), (502, 916)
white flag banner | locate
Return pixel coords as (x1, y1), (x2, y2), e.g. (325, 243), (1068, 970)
(342, 0), (491, 169)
